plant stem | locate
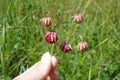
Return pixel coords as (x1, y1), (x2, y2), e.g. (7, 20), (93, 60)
(68, 24), (80, 42)
(50, 44), (55, 54)
(88, 65), (92, 80)
(82, 0), (93, 16)
(1, 18), (6, 80)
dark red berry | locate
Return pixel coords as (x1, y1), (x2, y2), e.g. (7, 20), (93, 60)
(72, 13), (83, 23)
(45, 31), (58, 44)
(77, 41), (88, 52)
(40, 17), (52, 27)
(60, 42), (72, 53)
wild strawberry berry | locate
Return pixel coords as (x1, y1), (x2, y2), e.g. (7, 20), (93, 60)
(77, 41), (88, 52)
(45, 31), (58, 44)
(40, 17), (52, 27)
(60, 42), (72, 53)
(72, 13), (83, 23)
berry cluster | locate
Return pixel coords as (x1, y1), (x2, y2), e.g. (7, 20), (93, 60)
(40, 13), (88, 53)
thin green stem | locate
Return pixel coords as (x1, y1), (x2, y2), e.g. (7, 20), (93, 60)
(50, 44), (55, 54)
(88, 65), (91, 80)
(79, 35), (83, 41)
(82, 0), (93, 16)
(1, 18), (6, 79)
(66, 24), (79, 42)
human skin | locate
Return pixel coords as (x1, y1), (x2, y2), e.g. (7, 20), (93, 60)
(13, 52), (59, 80)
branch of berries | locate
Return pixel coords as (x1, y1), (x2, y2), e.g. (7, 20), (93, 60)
(40, 13), (88, 53)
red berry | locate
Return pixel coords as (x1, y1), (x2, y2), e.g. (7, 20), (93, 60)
(72, 13), (83, 23)
(77, 42), (88, 52)
(60, 42), (72, 53)
(45, 31), (58, 44)
(40, 17), (52, 27)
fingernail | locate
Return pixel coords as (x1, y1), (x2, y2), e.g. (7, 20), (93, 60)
(41, 52), (51, 63)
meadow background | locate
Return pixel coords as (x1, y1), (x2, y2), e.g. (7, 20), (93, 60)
(0, 0), (120, 80)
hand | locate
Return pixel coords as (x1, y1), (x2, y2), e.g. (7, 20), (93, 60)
(13, 52), (59, 80)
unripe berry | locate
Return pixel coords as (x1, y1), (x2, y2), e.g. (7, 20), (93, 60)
(45, 31), (58, 44)
(40, 17), (52, 27)
(60, 42), (72, 53)
(77, 42), (88, 52)
(72, 13), (83, 23)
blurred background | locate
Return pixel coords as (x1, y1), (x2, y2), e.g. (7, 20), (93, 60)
(0, 0), (120, 80)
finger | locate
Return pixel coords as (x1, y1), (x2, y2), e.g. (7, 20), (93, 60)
(52, 56), (58, 68)
(36, 52), (52, 80)
(49, 70), (59, 80)
(13, 52), (52, 80)
(23, 62), (39, 73)
(44, 76), (51, 80)
(44, 56), (58, 80)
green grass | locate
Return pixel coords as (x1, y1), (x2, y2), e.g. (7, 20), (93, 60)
(0, 0), (120, 80)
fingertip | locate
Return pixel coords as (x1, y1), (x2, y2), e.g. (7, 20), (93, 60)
(35, 52), (52, 80)
(52, 56), (58, 68)
(41, 52), (52, 64)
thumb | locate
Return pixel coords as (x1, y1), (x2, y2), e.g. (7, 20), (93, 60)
(37, 52), (52, 79)
(13, 52), (52, 80)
